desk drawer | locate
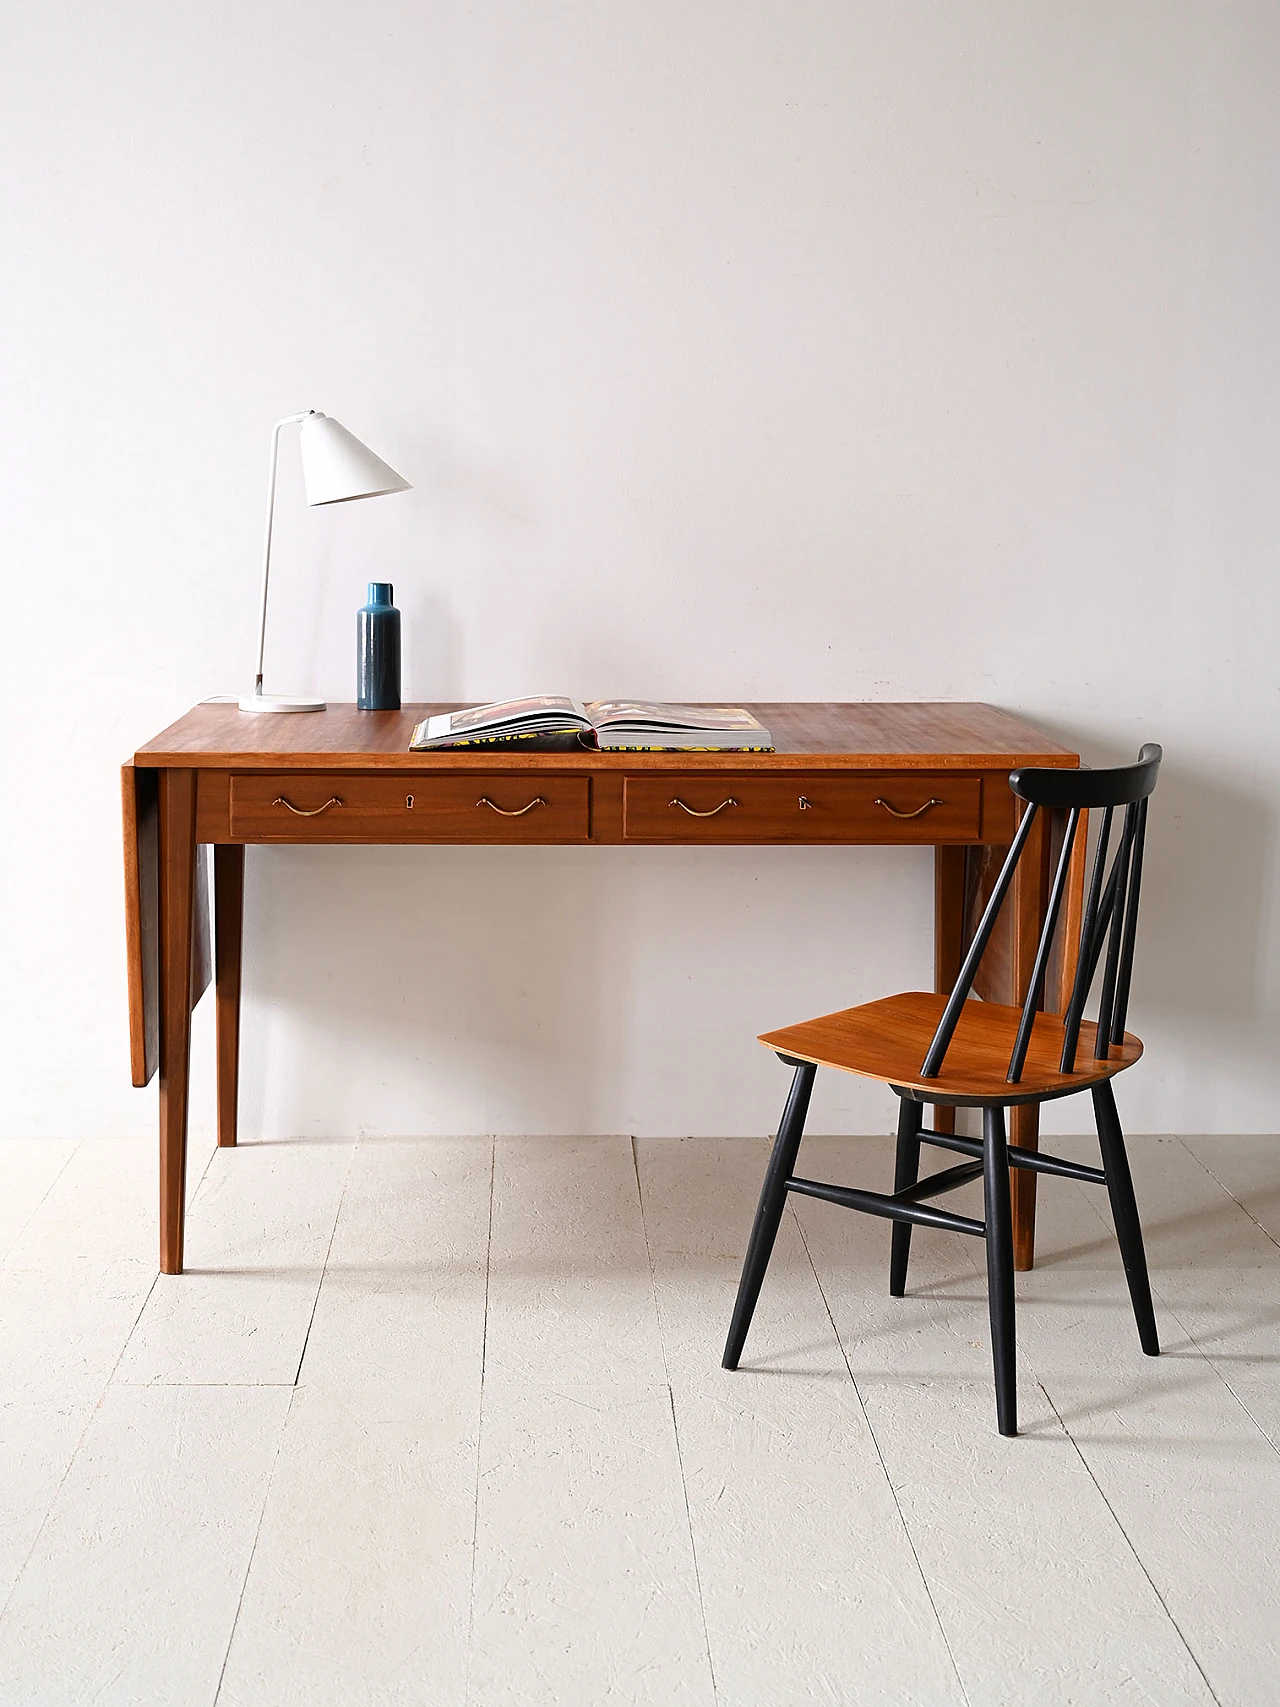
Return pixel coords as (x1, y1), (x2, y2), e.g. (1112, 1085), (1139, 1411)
(622, 774), (981, 842)
(229, 774), (590, 843)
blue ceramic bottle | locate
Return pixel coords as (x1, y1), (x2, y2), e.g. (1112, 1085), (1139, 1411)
(356, 583), (401, 710)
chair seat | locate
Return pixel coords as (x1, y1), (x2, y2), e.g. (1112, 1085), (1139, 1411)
(759, 992), (1143, 1106)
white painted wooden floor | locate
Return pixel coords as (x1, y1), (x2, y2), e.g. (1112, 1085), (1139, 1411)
(0, 1130), (1277, 1706)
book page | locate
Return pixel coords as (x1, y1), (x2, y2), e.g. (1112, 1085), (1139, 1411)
(586, 701), (763, 732)
(443, 696), (588, 735)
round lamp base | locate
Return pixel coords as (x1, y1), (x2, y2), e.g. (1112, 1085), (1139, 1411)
(238, 694), (327, 714)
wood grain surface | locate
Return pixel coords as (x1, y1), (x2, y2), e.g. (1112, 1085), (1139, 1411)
(214, 845), (244, 1147)
(623, 774), (982, 842)
(123, 763), (209, 1089)
(761, 990), (1142, 1107)
(227, 772), (591, 843)
(122, 763), (159, 1087)
(135, 701), (1079, 771)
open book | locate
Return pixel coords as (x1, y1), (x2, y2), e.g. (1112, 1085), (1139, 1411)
(408, 697), (773, 752)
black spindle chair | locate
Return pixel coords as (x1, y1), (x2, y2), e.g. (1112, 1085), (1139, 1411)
(723, 744), (1162, 1436)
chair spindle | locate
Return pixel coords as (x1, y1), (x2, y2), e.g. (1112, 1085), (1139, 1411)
(1006, 806), (1081, 1084)
(1110, 797), (1148, 1043)
(1059, 805), (1114, 1074)
(1094, 806), (1138, 1059)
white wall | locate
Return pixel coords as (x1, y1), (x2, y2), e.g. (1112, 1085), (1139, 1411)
(3, 2), (1277, 1142)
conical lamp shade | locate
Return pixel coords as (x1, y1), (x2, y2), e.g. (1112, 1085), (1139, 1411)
(298, 413), (411, 505)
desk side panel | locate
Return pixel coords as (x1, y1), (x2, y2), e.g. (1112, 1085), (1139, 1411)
(123, 762), (159, 1086)
(123, 764), (211, 1088)
(191, 833), (211, 1012)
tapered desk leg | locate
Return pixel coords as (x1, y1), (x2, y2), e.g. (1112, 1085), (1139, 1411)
(158, 769), (197, 1275)
(1008, 1123), (1038, 1269)
(214, 845), (245, 1148)
(933, 847), (966, 1141)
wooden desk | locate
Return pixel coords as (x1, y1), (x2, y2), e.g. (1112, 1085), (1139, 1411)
(123, 702), (1081, 1276)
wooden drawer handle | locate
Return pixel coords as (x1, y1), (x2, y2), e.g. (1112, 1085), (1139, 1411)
(874, 796), (943, 819)
(476, 795), (547, 816)
(272, 795), (343, 817)
(669, 797), (739, 818)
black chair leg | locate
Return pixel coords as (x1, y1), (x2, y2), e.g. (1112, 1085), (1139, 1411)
(983, 1105), (1017, 1436)
(889, 1097), (924, 1296)
(723, 1062), (817, 1370)
(1092, 1079), (1159, 1356)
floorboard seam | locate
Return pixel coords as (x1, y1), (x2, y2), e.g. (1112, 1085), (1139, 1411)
(631, 1137), (720, 1706)
(792, 1205), (974, 1707)
(210, 1387), (296, 1707)
(0, 1139), (82, 1268)
(1035, 1378), (1225, 1707)
(289, 1140), (358, 1387)
(205, 1136), (355, 1703)
(1067, 1175), (1280, 1462)
(463, 1135), (496, 1707)
(948, 1198), (1225, 1706)
(0, 1243), (162, 1629)
(188, 1135), (222, 1212)
(1174, 1135), (1280, 1255)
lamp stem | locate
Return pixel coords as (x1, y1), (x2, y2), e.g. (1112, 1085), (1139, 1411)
(253, 412), (313, 694)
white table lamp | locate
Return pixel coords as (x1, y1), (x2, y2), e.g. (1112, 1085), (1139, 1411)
(239, 411), (411, 714)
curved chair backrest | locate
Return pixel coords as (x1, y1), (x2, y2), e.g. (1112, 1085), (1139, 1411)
(1008, 744), (1163, 811)
(920, 744), (1162, 1084)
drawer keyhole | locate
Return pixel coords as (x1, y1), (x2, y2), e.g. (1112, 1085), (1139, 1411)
(798, 795), (813, 810)
(406, 795), (414, 808)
